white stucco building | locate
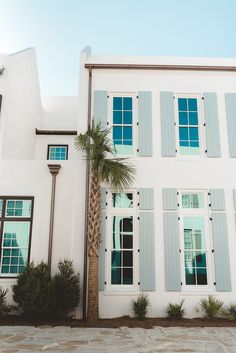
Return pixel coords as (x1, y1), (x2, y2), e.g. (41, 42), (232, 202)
(1, 46), (236, 318)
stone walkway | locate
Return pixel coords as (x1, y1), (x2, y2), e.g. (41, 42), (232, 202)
(0, 326), (236, 352)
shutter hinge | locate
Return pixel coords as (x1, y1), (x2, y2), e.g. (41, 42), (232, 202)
(179, 249), (181, 253)
(104, 281), (107, 285)
(137, 149), (139, 152)
(173, 96), (175, 99)
(202, 97), (204, 100)
(175, 149), (178, 153)
(106, 202), (108, 206)
(177, 192), (179, 195)
(106, 191), (108, 194)
(203, 123), (206, 126)
(208, 192), (211, 196)
(137, 203), (140, 206)
(137, 216), (140, 220)
(212, 249), (214, 253)
(138, 249), (140, 253)
(210, 217), (212, 221)
(105, 249), (107, 252)
(137, 191), (140, 195)
(107, 95), (109, 98)
(205, 150), (207, 153)
(137, 122), (139, 126)
(208, 203), (211, 207)
(214, 282), (216, 286)
(105, 216), (108, 220)
(177, 203), (180, 207)
(138, 281), (140, 285)
(107, 122), (109, 125)
(181, 282), (183, 285)
(174, 122), (176, 126)
(136, 96), (139, 99)
(178, 217), (180, 221)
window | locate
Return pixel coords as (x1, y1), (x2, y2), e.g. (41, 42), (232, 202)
(176, 97), (203, 156)
(107, 191), (137, 288)
(112, 96), (133, 156)
(179, 192), (212, 288)
(47, 145), (68, 160)
(0, 197), (33, 276)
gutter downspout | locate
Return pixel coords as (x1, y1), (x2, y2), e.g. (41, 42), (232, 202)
(82, 66), (92, 320)
(47, 164), (61, 273)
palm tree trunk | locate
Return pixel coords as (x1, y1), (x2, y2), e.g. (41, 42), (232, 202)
(87, 173), (100, 321)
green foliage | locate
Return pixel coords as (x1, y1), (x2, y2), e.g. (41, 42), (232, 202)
(74, 122), (135, 190)
(0, 288), (12, 317)
(51, 259), (80, 319)
(12, 260), (80, 320)
(200, 295), (224, 319)
(166, 300), (185, 319)
(226, 303), (236, 320)
(131, 294), (150, 320)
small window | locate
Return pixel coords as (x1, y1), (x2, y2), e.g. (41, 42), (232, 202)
(177, 97), (202, 155)
(112, 193), (133, 208)
(47, 145), (68, 160)
(182, 193), (204, 209)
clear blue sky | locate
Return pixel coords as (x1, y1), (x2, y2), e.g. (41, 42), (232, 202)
(0, 0), (236, 95)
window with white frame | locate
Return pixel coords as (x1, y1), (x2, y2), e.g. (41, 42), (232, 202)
(47, 145), (68, 160)
(179, 191), (212, 288)
(0, 197), (33, 276)
(111, 96), (134, 156)
(176, 96), (203, 156)
(107, 192), (137, 287)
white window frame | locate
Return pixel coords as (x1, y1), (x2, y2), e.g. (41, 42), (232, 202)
(178, 190), (214, 291)
(108, 92), (137, 158)
(105, 190), (139, 291)
(174, 94), (205, 157)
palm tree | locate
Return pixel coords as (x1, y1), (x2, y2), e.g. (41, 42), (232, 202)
(74, 122), (135, 321)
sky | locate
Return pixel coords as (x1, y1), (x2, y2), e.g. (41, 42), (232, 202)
(0, 0), (236, 95)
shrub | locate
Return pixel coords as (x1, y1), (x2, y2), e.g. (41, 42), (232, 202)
(12, 260), (80, 320)
(200, 295), (223, 319)
(227, 303), (236, 320)
(131, 293), (150, 320)
(12, 262), (52, 320)
(166, 300), (185, 319)
(51, 259), (80, 319)
(0, 288), (12, 317)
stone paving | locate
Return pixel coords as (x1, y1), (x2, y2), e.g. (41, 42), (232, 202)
(0, 326), (236, 352)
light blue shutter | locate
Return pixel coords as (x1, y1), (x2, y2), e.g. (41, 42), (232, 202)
(160, 92), (176, 157)
(93, 91), (108, 129)
(139, 188), (155, 291)
(139, 188), (154, 210)
(163, 188), (178, 210)
(211, 213), (231, 291)
(138, 91), (152, 157)
(164, 212), (181, 291)
(203, 93), (221, 157)
(99, 188), (106, 291)
(225, 93), (236, 157)
(139, 213), (155, 291)
(233, 189), (236, 210)
(210, 189), (225, 211)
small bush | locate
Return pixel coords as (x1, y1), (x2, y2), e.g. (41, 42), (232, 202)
(227, 303), (236, 320)
(51, 259), (80, 319)
(131, 293), (150, 320)
(166, 300), (185, 319)
(0, 288), (12, 317)
(12, 260), (80, 320)
(200, 295), (223, 319)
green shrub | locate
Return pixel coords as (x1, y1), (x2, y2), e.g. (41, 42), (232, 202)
(131, 293), (150, 320)
(166, 300), (185, 319)
(12, 260), (80, 320)
(227, 303), (236, 320)
(51, 259), (80, 319)
(200, 295), (223, 319)
(0, 288), (12, 317)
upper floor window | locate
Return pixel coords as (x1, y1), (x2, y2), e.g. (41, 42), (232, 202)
(176, 97), (203, 156)
(47, 145), (68, 160)
(112, 96), (133, 156)
(0, 197), (33, 276)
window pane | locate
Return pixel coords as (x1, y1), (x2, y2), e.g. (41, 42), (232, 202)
(188, 98), (198, 111)
(179, 127), (189, 140)
(113, 126), (122, 140)
(112, 251), (121, 267)
(123, 97), (132, 110)
(196, 267), (207, 285)
(178, 98), (187, 111)
(189, 112), (198, 125)
(113, 111), (122, 124)
(189, 127), (199, 141)
(179, 112), (188, 125)
(113, 97), (122, 110)
(123, 127), (132, 140)
(112, 193), (133, 208)
(123, 251), (133, 267)
(123, 268), (133, 284)
(123, 111), (132, 124)
(48, 146), (67, 160)
(182, 193), (204, 208)
(1, 221), (30, 275)
(6, 200), (32, 218)
(111, 268), (121, 284)
(0, 200), (3, 217)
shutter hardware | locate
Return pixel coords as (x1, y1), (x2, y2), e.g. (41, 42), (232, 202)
(105, 202), (108, 206)
(137, 191), (140, 195)
(106, 191), (108, 194)
(104, 281), (107, 285)
(181, 282), (183, 285)
(107, 122), (109, 125)
(208, 204), (211, 207)
(137, 203), (140, 206)
(202, 97), (204, 100)
(105, 216), (108, 220)
(205, 150), (207, 153)
(203, 123), (206, 126)
(208, 192), (211, 196)
(173, 96), (175, 99)
(214, 282), (216, 285)
(177, 192), (179, 195)
(137, 217), (140, 220)
(137, 122), (139, 126)
(212, 249), (214, 253)
(138, 249), (140, 253)
(138, 281), (140, 285)
(210, 217), (212, 221)
(179, 249), (181, 253)
(177, 203), (179, 207)
(137, 149), (139, 152)
(178, 217), (180, 221)
(136, 96), (139, 99)
(107, 95), (109, 98)
(175, 149), (178, 153)
(105, 249), (107, 252)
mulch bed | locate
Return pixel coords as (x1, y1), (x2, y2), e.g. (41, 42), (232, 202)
(1, 315), (236, 328)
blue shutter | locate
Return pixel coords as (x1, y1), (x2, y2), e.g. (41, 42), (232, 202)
(211, 213), (231, 291)
(160, 92), (176, 157)
(210, 189), (225, 211)
(93, 91), (108, 129)
(139, 212), (155, 291)
(225, 93), (236, 157)
(99, 210), (106, 291)
(163, 188), (178, 210)
(139, 188), (154, 210)
(163, 212), (181, 291)
(138, 91), (152, 157)
(203, 93), (221, 157)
